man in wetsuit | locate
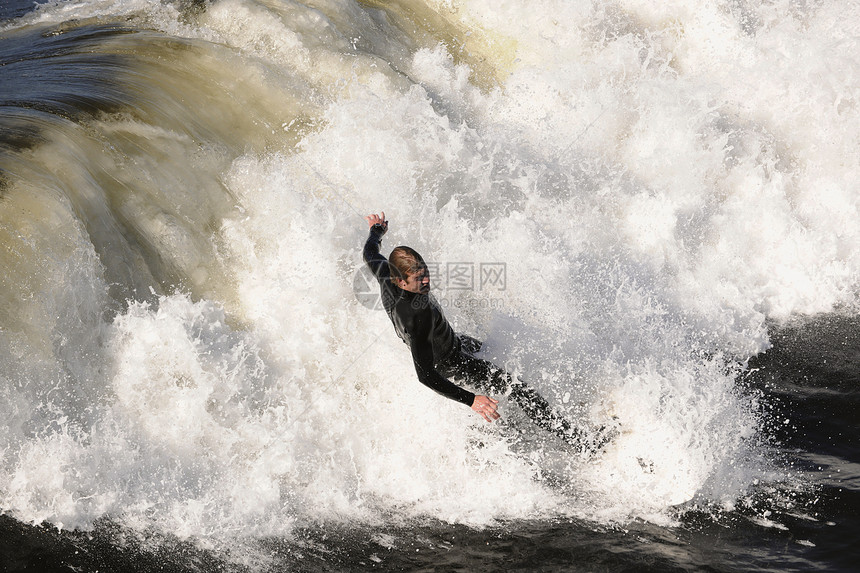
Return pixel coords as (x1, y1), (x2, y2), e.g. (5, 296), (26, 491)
(363, 212), (612, 451)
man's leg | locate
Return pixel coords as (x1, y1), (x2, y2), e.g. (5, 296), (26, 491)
(440, 347), (605, 450)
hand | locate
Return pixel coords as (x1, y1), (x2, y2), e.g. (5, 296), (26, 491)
(471, 395), (500, 423)
(365, 212), (387, 232)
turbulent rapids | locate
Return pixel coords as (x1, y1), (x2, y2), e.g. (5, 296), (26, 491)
(1, 0), (858, 556)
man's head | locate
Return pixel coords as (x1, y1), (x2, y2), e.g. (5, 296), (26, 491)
(390, 246), (430, 294)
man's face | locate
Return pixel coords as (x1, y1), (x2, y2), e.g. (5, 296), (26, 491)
(398, 264), (430, 294)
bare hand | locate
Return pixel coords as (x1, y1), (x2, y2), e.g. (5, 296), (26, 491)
(365, 212), (387, 232)
(471, 395), (500, 423)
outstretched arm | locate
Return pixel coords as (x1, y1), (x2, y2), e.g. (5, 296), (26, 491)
(408, 310), (500, 422)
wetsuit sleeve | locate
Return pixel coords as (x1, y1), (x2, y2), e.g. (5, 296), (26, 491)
(408, 308), (476, 407)
(363, 224), (389, 282)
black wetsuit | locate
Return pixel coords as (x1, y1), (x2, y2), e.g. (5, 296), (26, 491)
(363, 224), (596, 447)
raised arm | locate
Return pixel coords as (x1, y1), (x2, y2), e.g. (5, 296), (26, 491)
(363, 212), (389, 281)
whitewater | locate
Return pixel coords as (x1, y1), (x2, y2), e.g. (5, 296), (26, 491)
(0, 0), (858, 570)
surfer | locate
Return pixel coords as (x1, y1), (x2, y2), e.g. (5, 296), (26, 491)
(363, 212), (614, 452)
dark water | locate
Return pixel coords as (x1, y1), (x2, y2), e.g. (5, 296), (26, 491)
(0, 1), (49, 23)
(2, 315), (858, 572)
